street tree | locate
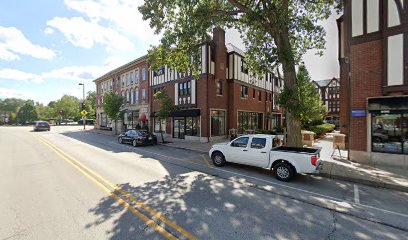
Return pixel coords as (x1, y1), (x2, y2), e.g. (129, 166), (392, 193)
(103, 91), (125, 134)
(154, 90), (179, 143)
(139, 0), (339, 146)
(16, 101), (38, 124)
(53, 95), (81, 121)
(279, 64), (326, 128)
(85, 91), (97, 118)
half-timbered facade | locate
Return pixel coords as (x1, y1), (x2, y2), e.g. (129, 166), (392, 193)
(313, 78), (340, 126)
(149, 28), (283, 142)
(339, 0), (408, 168)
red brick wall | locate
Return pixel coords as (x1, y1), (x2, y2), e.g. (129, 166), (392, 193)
(349, 40), (383, 151)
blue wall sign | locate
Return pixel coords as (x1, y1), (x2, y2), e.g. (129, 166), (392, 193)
(351, 110), (366, 118)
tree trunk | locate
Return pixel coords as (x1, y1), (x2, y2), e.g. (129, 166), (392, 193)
(160, 119), (165, 143)
(274, 29), (303, 147)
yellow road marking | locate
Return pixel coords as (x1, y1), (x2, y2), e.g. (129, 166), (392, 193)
(34, 135), (197, 240)
(200, 155), (213, 168)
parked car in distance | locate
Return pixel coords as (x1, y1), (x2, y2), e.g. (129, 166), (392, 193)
(78, 119), (94, 125)
(33, 121), (50, 131)
(118, 130), (158, 147)
(209, 134), (321, 181)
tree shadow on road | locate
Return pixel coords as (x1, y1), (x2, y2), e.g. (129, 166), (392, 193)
(85, 173), (407, 240)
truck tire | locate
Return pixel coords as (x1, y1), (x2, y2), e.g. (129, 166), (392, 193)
(132, 139), (138, 147)
(212, 152), (226, 167)
(273, 162), (294, 182)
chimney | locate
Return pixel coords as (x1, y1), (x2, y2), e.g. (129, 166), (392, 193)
(212, 27), (227, 80)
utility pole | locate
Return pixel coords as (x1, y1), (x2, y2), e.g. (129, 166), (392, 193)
(79, 83), (85, 130)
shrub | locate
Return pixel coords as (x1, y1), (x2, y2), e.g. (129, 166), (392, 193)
(307, 123), (335, 138)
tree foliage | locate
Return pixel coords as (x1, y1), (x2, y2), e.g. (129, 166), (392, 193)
(154, 90), (179, 142)
(16, 101), (38, 124)
(278, 65), (326, 128)
(103, 91), (125, 134)
(139, 0), (338, 146)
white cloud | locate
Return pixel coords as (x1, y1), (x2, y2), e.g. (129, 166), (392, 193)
(47, 16), (134, 52)
(44, 27), (54, 35)
(42, 65), (107, 83)
(64, 0), (161, 42)
(0, 87), (38, 100)
(0, 26), (56, 61)
(0, 68), (44, 83)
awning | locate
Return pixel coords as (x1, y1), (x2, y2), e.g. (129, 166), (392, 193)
(368, 96), (408, 113)
(169, 109), (200, 117)
(139, 113), (147, 122)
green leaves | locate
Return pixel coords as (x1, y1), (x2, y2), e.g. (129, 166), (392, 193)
(16, 101), (38, 124)
(102, 91), (125, 121)
(154, 90), (179, 119)
(278, 64), (326, 127)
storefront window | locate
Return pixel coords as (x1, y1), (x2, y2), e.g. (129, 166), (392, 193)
(211, 110), (226, 136)
(154, 117), (166, 133)
(372, 113), (407, 154)
(185, 117), (200, 136)
(238, 111), (263, 134)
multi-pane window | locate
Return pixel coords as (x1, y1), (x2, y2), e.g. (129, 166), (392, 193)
(211, 110), (226, 136)
(135, 69), (139, 83)
(121, 75), (125, 87)
(142, 89), (146, 103)
(241, 59), (248, 74)
(252, 89), (256, 98)
(179, 81), (191, 96)
(135, 89), (139, 104)
(130, 89), (134, 104)
(130, 71), (134, 84)
(241, 85), (248, 98)
(258, 91), (262, 101)
(142, 67), (146, 80)
(216, 81), (223, 95)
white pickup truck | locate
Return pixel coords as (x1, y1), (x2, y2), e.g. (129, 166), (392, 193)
(209, 134), (321, 181)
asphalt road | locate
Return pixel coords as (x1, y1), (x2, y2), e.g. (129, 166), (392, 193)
(1, 125), (407, 240)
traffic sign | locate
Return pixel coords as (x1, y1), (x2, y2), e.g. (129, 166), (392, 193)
(80, 110), (88, 116)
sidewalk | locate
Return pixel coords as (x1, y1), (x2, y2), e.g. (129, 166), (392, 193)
(156, 134), (408, 192)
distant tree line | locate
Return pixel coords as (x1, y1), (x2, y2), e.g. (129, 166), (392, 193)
(0, 91), (96, 125)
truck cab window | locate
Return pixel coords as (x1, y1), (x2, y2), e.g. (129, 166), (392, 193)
(251, 138), (266, 149)
(231, 137), (249, 148)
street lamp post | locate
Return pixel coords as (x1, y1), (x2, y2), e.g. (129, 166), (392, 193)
(79, 83), (85, 130)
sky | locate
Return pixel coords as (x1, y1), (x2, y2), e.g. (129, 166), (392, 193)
(0, 0), (340, 104)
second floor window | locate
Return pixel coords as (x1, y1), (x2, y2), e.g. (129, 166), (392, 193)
(241, 85), (248, 98)
(126, 74), (130, 86)
(216, 81), (222, 95)
(135, 90), (139, 104)
(241, 59), (248, 74)
(130, 72), (133, 84)
(258, 91), (262, 101)
(142, 89), (146, 103)
(179, 81), (191, 96)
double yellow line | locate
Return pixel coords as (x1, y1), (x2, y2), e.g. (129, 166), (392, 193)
(34, 134), (197, 240)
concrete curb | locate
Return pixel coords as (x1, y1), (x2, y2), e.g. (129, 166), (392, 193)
(319, 173), (408, 193)
(159, 143), (408, 193)
(157, 143), (208, 154)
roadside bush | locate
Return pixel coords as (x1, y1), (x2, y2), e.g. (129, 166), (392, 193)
(307, 123), (335, 138)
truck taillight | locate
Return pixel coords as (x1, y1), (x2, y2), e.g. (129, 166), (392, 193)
(311, 155), (317, 166)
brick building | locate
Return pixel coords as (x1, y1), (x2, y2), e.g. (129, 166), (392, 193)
(149, 28), (283, 142)
(313, 77), (340, 127)
(94, 56), (150, 132)
(338, 0), (408, 168)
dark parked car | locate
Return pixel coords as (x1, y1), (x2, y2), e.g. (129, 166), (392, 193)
(118, 130), (158, 147)
(78, 119), (94, 125)
(33, 121), (50, 131)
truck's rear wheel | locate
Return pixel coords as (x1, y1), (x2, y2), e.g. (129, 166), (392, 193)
(212, 152), (226, 167)
(273, 162), (294, 182)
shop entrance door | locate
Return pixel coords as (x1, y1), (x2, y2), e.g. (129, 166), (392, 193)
(173, 118), (185, 139)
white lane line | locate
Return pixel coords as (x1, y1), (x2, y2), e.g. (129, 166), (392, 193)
(354, 184), (360, 204)
(81, 139), (408, 219)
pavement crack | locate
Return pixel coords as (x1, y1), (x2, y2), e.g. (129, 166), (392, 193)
(326, 209), (337, 240)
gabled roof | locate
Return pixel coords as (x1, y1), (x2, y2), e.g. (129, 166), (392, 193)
(93, 55), (148, 83)
(226, 43), (245, 56)
(313, 77), (339, 88)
